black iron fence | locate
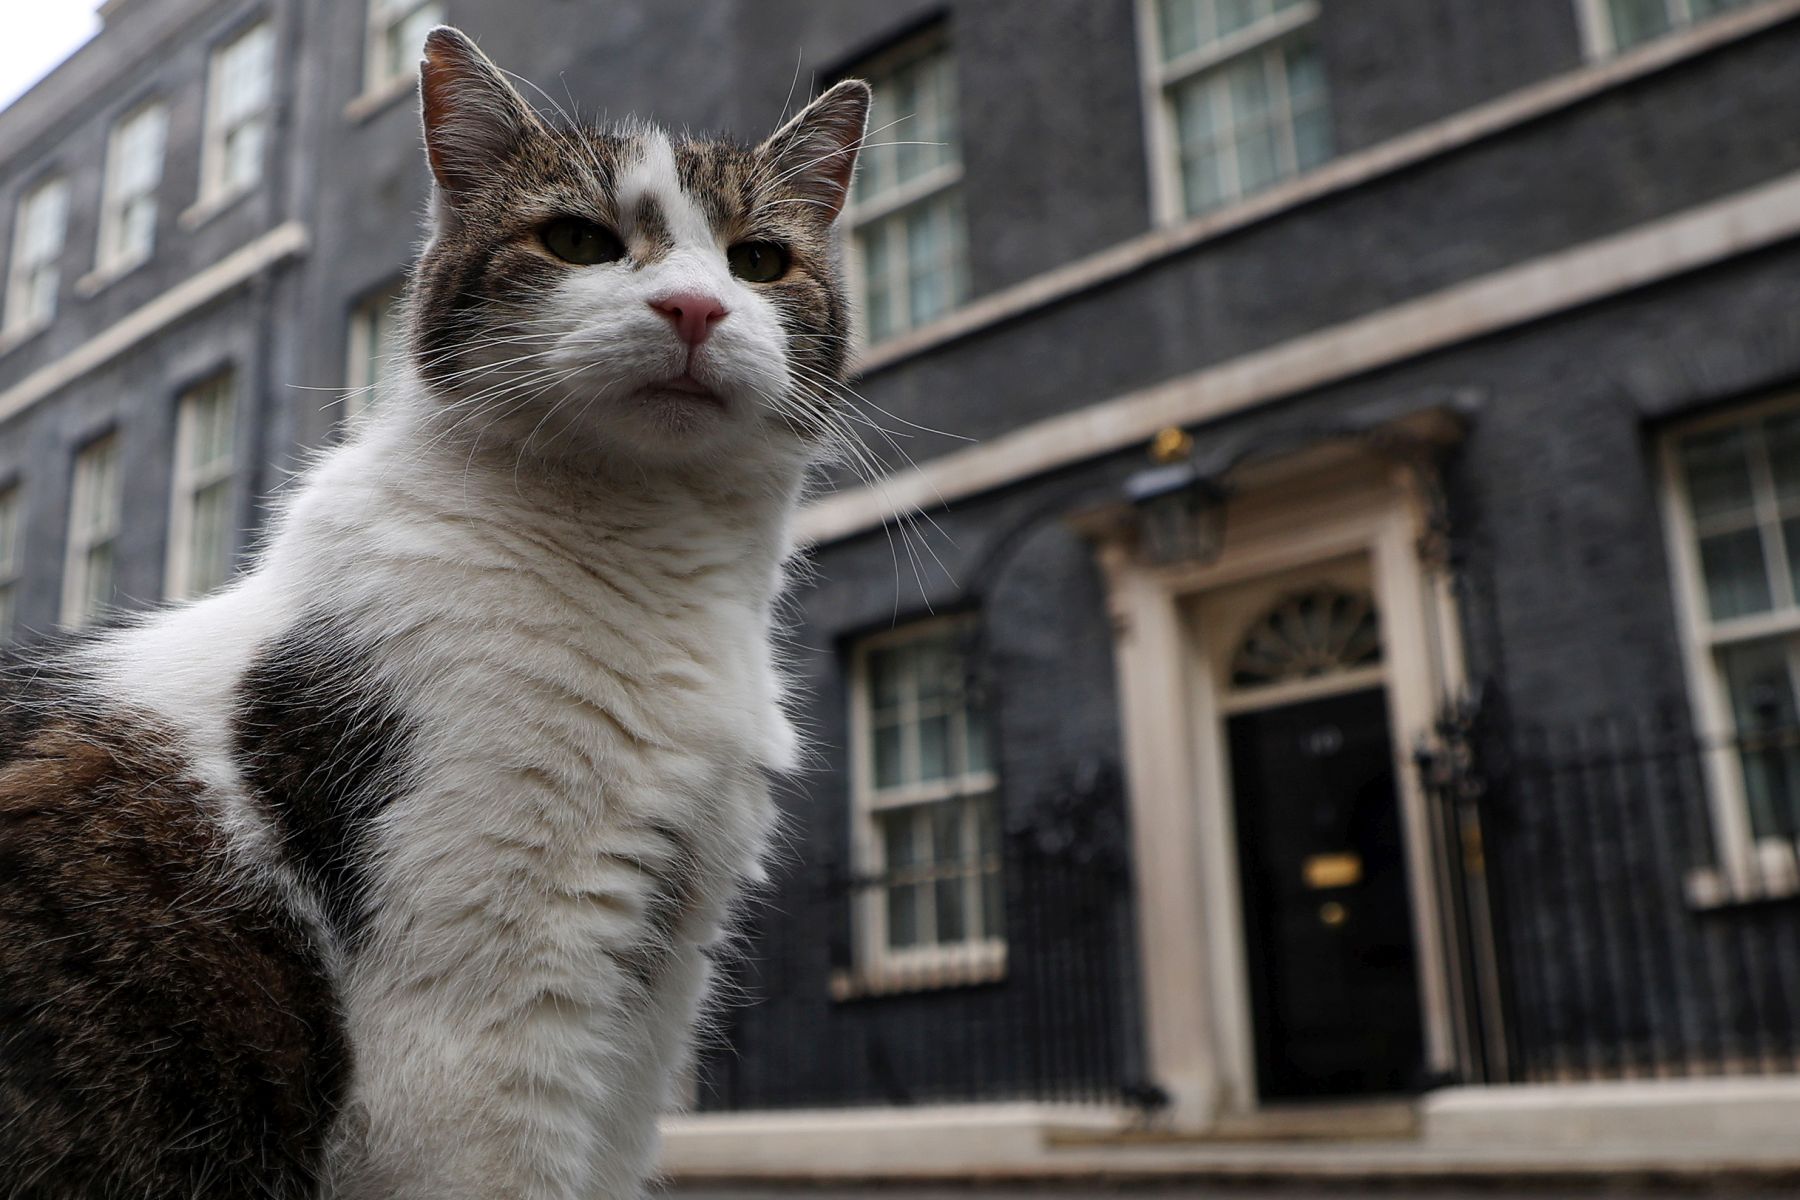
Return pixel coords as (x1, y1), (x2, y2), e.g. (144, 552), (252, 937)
(692, 762), (1151, 1111)
(1424, 699), (1800, 1085)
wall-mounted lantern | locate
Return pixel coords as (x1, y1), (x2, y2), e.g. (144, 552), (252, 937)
(1124, 426), (1228, 566)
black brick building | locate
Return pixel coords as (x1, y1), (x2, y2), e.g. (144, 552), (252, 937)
(4, 0), (1800, 1172)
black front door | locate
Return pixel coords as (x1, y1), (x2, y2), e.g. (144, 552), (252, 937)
(1226, 687), (1424, 1100)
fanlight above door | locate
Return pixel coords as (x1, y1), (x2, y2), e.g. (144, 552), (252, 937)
(1230, 586), (1382, 689)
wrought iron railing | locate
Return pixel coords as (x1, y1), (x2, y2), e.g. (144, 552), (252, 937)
(691, 761), (1154, 1111)
(1424, 699), (1800, 1085)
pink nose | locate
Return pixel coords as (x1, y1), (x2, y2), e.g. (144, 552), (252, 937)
(649, 292), (728, 348)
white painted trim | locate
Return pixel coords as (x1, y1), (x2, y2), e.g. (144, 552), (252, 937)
(1133, 0), (1183, 229)
(1656, 392), (1800, 896)
(1135, 0), (1326, 224)
(163, 372), (237, 601)
(1574, 0), (1618, 59)
(61, 433), (121, 628)
(802, 167), (1800, 547)
(1095, 455), (1464, 1127)
(845, 28), (968, 349)
(1215, 662), (1387, 716)
(851, 0), (1800, 378)
(2, 176), (69, 343)
(0, 221), (308, 428)
(845, 615), (1001, 985)
(198, 21), (275, 209)
(94, 99), (167, 281)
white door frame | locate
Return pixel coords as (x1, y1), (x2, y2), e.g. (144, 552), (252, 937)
(1090, 438), (1467, 1128)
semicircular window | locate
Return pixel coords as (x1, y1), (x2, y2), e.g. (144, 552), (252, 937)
(1230, 586), (1382, 690)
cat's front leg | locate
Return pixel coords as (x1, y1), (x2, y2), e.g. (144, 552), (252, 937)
(337, 950), (674, 1198)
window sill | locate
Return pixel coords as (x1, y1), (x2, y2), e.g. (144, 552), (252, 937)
(344, 72), (418, 124)
(1685, 841), (1800, 910)
(179, 185), (254, 233)
(75, 256), (149, 300)
(829, 943), (1007, 1001)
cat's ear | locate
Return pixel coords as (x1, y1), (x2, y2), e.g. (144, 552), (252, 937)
(419, 27), (543, 200)
(756, 79), (872, 221)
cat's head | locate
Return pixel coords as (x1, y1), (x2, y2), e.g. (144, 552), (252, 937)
(408, 27), (869, 471)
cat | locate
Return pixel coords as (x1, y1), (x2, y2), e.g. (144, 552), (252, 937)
(0, 26), (868, 1200)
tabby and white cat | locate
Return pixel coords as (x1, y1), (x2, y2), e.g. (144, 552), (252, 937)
(0, 27), (867, 1199)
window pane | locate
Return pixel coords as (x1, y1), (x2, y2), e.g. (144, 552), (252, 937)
(1765, 414), (1800, 506)
(882, 806), (922, 870)
(887, 883), (922, 948)
(1608, 0), (1675, 48)
(84, 542), (114, 617)
(917, 713), (951, 782)
(0, 491), (17, 573)
(1721, 639), (1800, 841)
(905, 201), (952, 328)
(856, 225), (895, 343)
(931, 797), (966, 865)
(1723, 637), (1798, 727)
(1681, 428), (1757, 524)
(912, 636), (953, 704)
(1283, 35), (1327, 102)
(964, 708), (991, 775)
(224, 119), (267, 193)
(1292, 104), (1333, 173)
(187, 479), (234, 596)
(1220, 0), (1270, 38)
(1699, 528), (1772, 620)
(1232, 120), (1283, 195)
(1285, 41), (1332, 171)
(935, 876), (967, 942)
(1157, 0), (1206, 61)
(1225, 54), (1274, 121)
(873, 721), (905, 789)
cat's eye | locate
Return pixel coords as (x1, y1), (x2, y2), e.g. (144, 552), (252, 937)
(727, 241), (789, 284)
(540, 218), (625, 266)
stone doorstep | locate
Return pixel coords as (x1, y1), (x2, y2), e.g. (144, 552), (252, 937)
(658, 1081), (1800, 1184)
(1422, 1075), (1800, 1150)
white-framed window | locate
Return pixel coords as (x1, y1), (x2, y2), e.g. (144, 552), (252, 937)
(96, 102), (169, 277)
(4, 176), (70, 339)
(344, 286), (404, 424)
(1663, 395), (1800, 898)
(846, 32), (970, 345)
(365, 0), (444, 93)
(1140, 0), (1331, 224)
(62, 435), (121, 628)
(1577, 0), (1761, 56)
(846, 618), (1003, 991)
(166, 374), (237, 601)
(0, 486), (20, 641)
(200, 21), (275, 206)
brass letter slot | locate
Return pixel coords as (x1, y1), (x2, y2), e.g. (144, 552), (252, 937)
(1303, 852), (1363, 889)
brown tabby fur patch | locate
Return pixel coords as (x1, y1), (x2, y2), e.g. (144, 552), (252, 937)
(0, 693), (345, 1198)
